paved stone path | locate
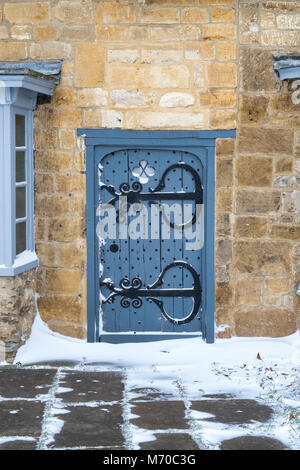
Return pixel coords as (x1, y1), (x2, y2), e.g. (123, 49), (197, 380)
(0, 367), (289, 450)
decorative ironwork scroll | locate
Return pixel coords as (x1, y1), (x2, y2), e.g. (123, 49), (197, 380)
(100, 162), (203, 228)
(100, 261), (202, 325)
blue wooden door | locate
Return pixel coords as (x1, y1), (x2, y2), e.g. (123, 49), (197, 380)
(81, 129), (236, 343)
(99, 148), (205, 340)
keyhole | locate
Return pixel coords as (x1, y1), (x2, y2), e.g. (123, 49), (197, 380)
(110, 243), (119, 253)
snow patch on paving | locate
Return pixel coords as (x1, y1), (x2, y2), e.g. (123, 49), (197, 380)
(0, 436), (36, 444)
(55, 386), (73, 394)
(37, 369), (67, 449)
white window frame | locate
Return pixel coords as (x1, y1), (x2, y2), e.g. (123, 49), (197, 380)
(0, 71), (57, 276)
(14, 107), (35, 258)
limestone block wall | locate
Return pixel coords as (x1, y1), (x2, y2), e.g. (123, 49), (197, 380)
(0, 270), (37, 361)
(0, 0), (298, 346)
(229, 0), (300, 338)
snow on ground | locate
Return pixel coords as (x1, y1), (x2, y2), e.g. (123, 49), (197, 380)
(14, 314), (300, 449)
(16, 314), (300, 371)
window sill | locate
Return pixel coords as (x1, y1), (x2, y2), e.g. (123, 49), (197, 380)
(0, 251), (39, 276)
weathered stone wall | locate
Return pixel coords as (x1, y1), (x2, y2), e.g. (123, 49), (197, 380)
(0, 0), (238, 339)
(0, 270), (37, 362)
(226, 0), (299, 338)
(0, 0), (299, 344)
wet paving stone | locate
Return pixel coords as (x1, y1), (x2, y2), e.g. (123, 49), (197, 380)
(130, 387), (175, 402)
(52, 404), (124, 448)
(191, 398), (273, 424)
(203, 394), (234, 399)
(56, 371), (124, 403)
(130, 401), (188, 430)
(57, 446), (125, 450)
(220, 436), (289, 450)
(26, 361), (80, 368)
(140, 433), (199, 450)
(0, 368), (56, 399)
(0, 401), (44, 437)
(0, 439), (37, 450)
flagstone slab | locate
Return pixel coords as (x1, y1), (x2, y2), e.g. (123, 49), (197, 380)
(130, 387), (175, 402)
(0, 439), (37, 450)
(139, 432), (199, 450)
(51, 404), (124, 448)
(0, 401), (44, 437)
(191, 398), (273, 424)
(0, 368), (56, 398)
(220, 435), (289, 450)
(56, 371), (124, 403)
(130, 401), (188, 430)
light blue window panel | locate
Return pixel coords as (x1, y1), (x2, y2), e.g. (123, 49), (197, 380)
(0, 63), (60, 276)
